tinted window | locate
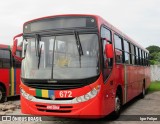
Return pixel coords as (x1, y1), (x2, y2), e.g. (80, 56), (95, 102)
(114, 34), (124, 63)
(114, 35), (122, 50)
(135, 47), (139, 65)
(0, 50), (11, 68)
(124, 52), (130, 64)
(13, 51), (21, 68)
(123, 40), (130, 64)
(101, 27), (111, 41)
(124, 40), (129, 52)
(139, 49), (141, 58)
(141, 50), (144, 65)
(135, 47), (139, 56)
(130, 44), (135, 64)
(143, 52), (145, 65)
(101, 28), (113, 81)
(146, 53), (149, 66)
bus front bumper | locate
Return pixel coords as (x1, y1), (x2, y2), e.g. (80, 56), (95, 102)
(21, 94), (104, 119)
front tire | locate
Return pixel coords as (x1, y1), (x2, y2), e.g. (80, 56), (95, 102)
(0, 86), (7, 103)
(111, 91), (122, 119)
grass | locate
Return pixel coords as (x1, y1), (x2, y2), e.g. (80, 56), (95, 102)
(148, 81), (160, 92)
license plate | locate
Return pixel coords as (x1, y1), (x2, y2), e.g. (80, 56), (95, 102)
(47, 105), (60, 110)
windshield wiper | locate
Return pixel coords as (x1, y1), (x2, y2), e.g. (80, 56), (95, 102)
(38, 44), (42, 69)
(35, 34), (42, 69)
(35, 34), (40, 57)
(74, 31), (83, 67)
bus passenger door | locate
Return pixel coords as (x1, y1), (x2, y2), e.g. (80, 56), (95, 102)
(12, 51), (21, 95)
(101, 27), (114, 114)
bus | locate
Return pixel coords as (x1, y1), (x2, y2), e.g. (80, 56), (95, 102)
(12, 14), (150, 119)
(0, 44), (21, 103)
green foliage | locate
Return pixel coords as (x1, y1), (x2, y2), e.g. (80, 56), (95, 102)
(148, 81), (160, 92)
(146, 45), (160, 54)
(146, 45), (160, 65)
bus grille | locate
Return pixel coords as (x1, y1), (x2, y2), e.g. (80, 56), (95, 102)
(35, 96), (74, 100)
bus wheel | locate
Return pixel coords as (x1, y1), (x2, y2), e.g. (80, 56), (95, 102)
(112, 91), (122, 119)
(0, 86), (6, 103)
(140, 85), (145, 99)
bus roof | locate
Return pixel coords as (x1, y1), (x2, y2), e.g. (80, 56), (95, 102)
(23, 14), (149, 53)
(0, 44), (10, 49)
(0, 44), (21, 50)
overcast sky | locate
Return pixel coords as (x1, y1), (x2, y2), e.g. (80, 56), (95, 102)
(0, 0), (160, 48)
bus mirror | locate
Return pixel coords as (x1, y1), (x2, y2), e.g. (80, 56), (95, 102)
(102, 38), (110, 43)
(12, 39), (17, 56)
(105, 44), (114, 58)
(12, 33), (23, 61)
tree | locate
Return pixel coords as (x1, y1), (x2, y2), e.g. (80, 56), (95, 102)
(146, 45), (160, 54)
(146, 45), (160, 65)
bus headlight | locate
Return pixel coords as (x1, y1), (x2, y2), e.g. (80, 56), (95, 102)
(20, 88), (33, 101)
(75, 85), (100, 103)
(91, 88), (98, 95)
(84, 94), (90, 101)
(76, 97), (82, 103)
(28, 95), (34, 101)
(91, 85), (100, 95)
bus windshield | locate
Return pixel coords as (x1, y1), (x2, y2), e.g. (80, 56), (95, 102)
(21, 33), (99, 80)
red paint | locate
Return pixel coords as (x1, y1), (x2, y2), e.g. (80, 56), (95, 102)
(0, 44), (21, 97)
(15, 14), (150, 118)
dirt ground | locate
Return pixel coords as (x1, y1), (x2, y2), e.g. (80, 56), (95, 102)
(1, 91), (160, 124)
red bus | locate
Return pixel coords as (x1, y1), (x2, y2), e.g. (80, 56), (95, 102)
(0, 44), (21, 103)
(12, 14), (150, 118)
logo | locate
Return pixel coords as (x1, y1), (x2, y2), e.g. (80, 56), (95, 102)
(50, 95), (55, 100)
(2, 116), (11, 121)
(47, 80), (57, 83)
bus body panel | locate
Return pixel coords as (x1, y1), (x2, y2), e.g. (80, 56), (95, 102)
(15, 69), (21, 95)
(20, 74), (110, 118)
(0, 44), (21, 98)
(102, 78), (116, 116)
(0, 69), (10, 96)
(21, 93), (103, 118)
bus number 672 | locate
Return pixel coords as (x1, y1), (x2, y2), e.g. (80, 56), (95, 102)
(59, 91), (72, 98)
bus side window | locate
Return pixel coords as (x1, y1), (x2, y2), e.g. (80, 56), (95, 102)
(130, 44), (135, 65)
(138, 48), (141, 65)
(123, 40), (130, 64)
(146, 53), (149, 66)
(0, 49), (11, 68)
(115, 49), (123, 63)
(101, 26), (113, 81)
(141, 50), (144, 65)
(13, 51), (21, 68)
(135, 47), (139, 65)
(143, 52), (145, 66)
(101, 26), (111, 41)
(101, 26), (113, 68)
(114, 34), (123, 63)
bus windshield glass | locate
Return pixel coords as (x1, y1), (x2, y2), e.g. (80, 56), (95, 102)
(21, 33), (99, 80)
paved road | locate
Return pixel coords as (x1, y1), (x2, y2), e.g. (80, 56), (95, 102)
(1, 91), (160, 124)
